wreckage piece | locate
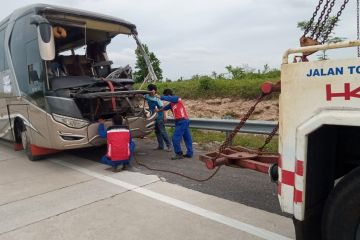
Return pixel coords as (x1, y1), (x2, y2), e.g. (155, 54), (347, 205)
(74, 90), (150, 99)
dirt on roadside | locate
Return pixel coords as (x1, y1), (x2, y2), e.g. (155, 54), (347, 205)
(183, 98), (279, 121)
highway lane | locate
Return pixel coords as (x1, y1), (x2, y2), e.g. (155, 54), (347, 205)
(0, 140), (294, 240)
(68, 138), (284, 216)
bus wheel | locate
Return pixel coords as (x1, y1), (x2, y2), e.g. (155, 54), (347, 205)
(322, 166), (360, 240)
(20, 125), (41, 161)
(13, 119), (24, 151)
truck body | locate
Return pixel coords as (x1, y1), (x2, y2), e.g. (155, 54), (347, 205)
(279, 41), (360, 239)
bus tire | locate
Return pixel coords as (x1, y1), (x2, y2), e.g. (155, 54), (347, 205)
(14, 119), (22, 144)
(321, 166), (360, 240)
(20, 124), (41, 161)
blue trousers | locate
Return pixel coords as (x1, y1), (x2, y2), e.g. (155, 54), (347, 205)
(155, 119), (171, 149)
(173, 119), (193, 156)
(101, 156), (130, 168)
(101, 141), (135, 168)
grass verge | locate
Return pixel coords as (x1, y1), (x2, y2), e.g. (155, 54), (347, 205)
(148, 128), (278, 153)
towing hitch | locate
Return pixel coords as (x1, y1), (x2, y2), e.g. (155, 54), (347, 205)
(199, 146), (278, 174)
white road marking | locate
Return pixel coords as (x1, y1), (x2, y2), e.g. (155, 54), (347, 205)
(52, 159), (292, 240)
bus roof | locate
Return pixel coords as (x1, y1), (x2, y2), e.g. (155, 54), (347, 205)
(6, 4), (137, 33)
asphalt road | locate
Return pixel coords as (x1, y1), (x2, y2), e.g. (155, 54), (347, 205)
(68, 138), (284, 216)
(0, 141), (294, 240)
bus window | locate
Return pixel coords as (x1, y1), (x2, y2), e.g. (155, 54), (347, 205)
(11, 14), (44, 108)
(11, 14), (43, 96)
(26, 40), (42, 85)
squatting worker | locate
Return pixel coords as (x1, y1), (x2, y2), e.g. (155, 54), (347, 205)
(145, 84), (172, 152)
(157, 89), (193, 160)
(98, 114), (135, 171)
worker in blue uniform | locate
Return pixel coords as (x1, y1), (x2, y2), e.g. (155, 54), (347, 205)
(98, 114), (135, 171)
(144, 84), (172, 152)
(157, 89), (193, 160)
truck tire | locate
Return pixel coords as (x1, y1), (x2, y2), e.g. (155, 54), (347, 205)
(322, 166), (360, 240)
(20, 124), (41, 161)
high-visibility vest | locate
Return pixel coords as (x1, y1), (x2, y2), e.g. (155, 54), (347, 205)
(106, 127), (131, 161)
(170, 98), (188, 120)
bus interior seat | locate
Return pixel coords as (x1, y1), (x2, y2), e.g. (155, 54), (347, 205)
(92, 60), (112, 78)
(48, 61), (66, 78)
(59, 55), (93, 76)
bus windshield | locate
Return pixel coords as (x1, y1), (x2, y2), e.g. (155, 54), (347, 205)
(46, 18), (134, 81)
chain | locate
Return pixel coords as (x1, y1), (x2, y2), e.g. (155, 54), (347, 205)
(218, 94), (266, 154)
(321, 0), (350, 44)
(133, 94), (266, 182)
(315, 0), (336, 41)
(310, 0), (331, 38)
(133, 91), (272, 182)
(303, 0), (324, 37)
(357, 0), (360, 57)
(258, 123), (279, 152)
(134, 155), (222, 182)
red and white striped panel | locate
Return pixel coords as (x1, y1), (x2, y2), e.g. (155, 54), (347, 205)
(294, 159), (304, 219)
(277, 156), (304, 219)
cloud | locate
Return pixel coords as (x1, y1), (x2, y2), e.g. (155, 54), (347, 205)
(1, 0), (357, 79)
(107, 48), (136, 68)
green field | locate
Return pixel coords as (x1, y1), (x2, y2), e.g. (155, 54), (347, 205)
(190, 129), (278, 153)
(149, 128), (278, 153)
(136, 70), (280, 100)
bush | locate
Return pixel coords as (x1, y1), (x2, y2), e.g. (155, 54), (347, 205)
(135, 70), (280, 100)
(198, 76), (212, 90)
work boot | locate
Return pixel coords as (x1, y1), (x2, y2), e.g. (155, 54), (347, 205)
(171, 154), (183, 160)
(122, 164), (132, 171)
(183, 154), (193, 158)
(112, 165), (122, 173)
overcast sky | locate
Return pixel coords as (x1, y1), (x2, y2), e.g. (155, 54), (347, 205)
(2, 0), (359, 79)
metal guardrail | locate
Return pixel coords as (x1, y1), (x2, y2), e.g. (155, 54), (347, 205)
(166, 118), (278, 135)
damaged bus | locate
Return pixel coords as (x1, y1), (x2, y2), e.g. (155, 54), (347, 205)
(0, 4), (157, 160)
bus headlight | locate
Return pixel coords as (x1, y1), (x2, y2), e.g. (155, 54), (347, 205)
(52, 114), (89, 129)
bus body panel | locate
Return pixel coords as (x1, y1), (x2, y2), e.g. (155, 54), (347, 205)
(0, 5), (156, 152)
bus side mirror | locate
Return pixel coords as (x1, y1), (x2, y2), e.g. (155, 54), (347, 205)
(30, 15), (55, 61)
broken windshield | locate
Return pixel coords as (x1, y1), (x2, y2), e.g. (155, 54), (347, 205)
(44, 16), (155, 90)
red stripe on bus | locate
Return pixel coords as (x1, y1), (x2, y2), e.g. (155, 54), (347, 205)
(31, 145), (59, 156)
(13, 143), (24, 151)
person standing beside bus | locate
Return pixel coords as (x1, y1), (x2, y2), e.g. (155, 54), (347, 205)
(157, 88), (193, 160)
(144, 84), (172, 152)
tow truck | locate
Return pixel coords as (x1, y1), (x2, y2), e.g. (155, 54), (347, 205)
(201, 1), (360, 239)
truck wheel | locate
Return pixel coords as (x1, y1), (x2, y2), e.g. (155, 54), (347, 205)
(21, 125), (41, 161)
(322, 166), (360, 240)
